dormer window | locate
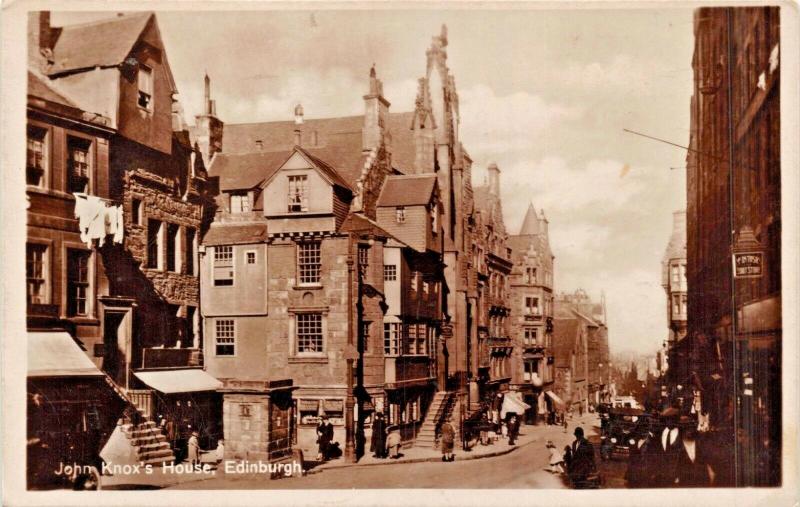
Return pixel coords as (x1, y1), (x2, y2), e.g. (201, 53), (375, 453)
(137, 65), (153, 110)
(396, 206), (406, 223)
(287, 175), (308, 212)
(230, 192), (251, 213)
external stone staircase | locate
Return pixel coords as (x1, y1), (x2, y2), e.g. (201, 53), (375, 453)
(415, 391), (460, 449)
(120, 420), (176, 466)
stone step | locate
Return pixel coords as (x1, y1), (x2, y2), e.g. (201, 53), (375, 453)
(138, 448), (175, 460)
(140, 455), (175, 466)
(136, 441), (172, 452)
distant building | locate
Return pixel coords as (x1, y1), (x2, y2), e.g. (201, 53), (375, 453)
(507, 203), (556, 424)
(661, 210), (687, 383)
(551, 318), (588, 413)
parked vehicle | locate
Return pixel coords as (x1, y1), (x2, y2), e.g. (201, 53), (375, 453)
(599, 407), (649, 460)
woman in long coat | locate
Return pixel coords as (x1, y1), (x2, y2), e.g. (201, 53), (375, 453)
(440, 417), (456, 462)
(370, 413), (387, 458)
(316, 416), (333, 461)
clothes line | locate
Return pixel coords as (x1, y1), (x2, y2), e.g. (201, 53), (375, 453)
(73, 193), (124, 247)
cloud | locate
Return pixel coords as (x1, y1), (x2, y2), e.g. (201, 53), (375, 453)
(543, 54), (672, 97)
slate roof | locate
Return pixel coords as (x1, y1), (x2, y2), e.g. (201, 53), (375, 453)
(28, 71), (78, 108)
(552, 318), (580, 368)
(219, 111), (417, 175)
(207, 150), (292, 191)
(201, 222), (268, 246)
(377, 174), (437, 207)
(45, 13), (153, 76)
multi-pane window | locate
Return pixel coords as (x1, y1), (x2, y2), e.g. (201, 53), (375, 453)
(230, 193), (251, 213)
(358, 245), (369, 277)
(361, 322), (370, 352)
(525, 296), (540, 315)
(524, 327), (538, 346)
(384, 322), (400, 356)
(67, 249), (90, 316)
(246, 251), (256, 264)
(671, 263), (680, 284)
(166, 223), (179, 272)
(67, 137), (90, 193)
(681, 294), (687, 316)
(395, 207), (405, 223)
(524, 360), (539, 382)
(26, 126), (47, 186)
(287, 175), (308, 212)
(404, 323), (427, 355)
(213, 245), (234, 286)
(147, 219), (162, 269)
(138, 65), (153, 110)
(525, 267), (537, 284)
(383, 264), (397, 281)
(298, 242), (321, 284)
(26, 243), (47, 304)
(297, 313), (323, 353)
(215, 319), (235, 356)
(185, 227), (196, 275)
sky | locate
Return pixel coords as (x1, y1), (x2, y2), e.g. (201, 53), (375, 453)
(55, 8), (694, 356)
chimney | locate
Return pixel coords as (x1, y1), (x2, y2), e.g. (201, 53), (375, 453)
(293, 129), (302, 147)
(29, 12), (55, 67)
(487, 162), (500, 196)
(294, 103), (304, 125)
(194, 72), (224, 162)
(310, 130), (319, 147)
(362, 65), (390, 152)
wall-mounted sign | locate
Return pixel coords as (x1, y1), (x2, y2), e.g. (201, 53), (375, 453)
(733, 251), (763, 278)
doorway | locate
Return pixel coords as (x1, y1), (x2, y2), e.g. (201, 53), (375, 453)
(103, 310), (131, 388)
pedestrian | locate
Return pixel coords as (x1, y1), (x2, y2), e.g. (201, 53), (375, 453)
(562, 411), (569, 433)
(316, 415), (334, 461)
(508, 415), (519, 445)
(651, 407), (683, 487)
(674, 416), (714, 487)
(186, 431), (201, 466)
(386, 426), (402, 459)
(567, 426), (596, 487)
(625, 427), (655, 488)
(479, 411), (491, 446)
(546, 440), (565, 474)
(440, 417), (456, 462)
(370, 413), (387, 458)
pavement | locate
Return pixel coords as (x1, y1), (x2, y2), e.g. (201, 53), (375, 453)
(103, 413), (602, 490)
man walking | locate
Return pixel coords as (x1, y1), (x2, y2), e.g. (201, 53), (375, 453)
(566, 426), (596, 488)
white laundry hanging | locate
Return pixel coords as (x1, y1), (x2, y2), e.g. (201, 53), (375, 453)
(73, 193), (125, 247)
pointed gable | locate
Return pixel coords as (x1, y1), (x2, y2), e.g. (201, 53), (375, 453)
(519, 203), (541, 235)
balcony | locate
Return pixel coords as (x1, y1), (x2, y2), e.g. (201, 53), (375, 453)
(384, 355), (434, 389)
(142, 347), (203, 369)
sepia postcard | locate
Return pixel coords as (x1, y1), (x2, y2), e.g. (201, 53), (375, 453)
(1, 1), (798, 505)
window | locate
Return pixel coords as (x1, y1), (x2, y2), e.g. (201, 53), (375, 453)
(383, 264), (397, 281)
(147, 219), (162, 269)
(26, 243), (48, 304)
(524, 360), (540, 382)
(185, 227), (196, 275)
(384, 322), (400, 355)
(361, 322), (370, 352)
(246, 251), (256, 264)
(287, 175), (308, 212)
(298, 242), (321, 284)
(358, 245), (369, 277)
(681, 294), (687, 316)
(132, 199), (143, 225)
(404, 323), (427, 355)
(422, 280), (429, 295)
(672, 294), (681, 316)
(430, 204), (438, 233)
(525, 267), (537, 284)
(138, 65), (153, 110)
(524, 327), (538, 346)
(410, 271), (419, 291)
(166, 223), (179, 272)
(215, 319), (235, 356)
(525, 296), (540, 315)
(671, 263), (680, 284)
(395, 207), (405, 223)
(230, 193), (251, 213)
(213, 246), (234, 286)
(67, 137), (91, 193)
(67, 249), (91, 316)
(297, 313), (323, 353)
(27, 126), (47, 186)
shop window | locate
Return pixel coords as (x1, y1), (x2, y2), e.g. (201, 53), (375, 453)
(298, 242), (321, 284)
(215, 319), (235, 356)
(67, 249), (91, 316)
(213, 246), (234, 286)
(26, 243), (48, 304)
(296, 313), (323, 353)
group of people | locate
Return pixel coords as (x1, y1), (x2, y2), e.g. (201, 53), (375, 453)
(625, 408), (715, 488)
(476, 410), (522, 447)
(368, 413), (403, 460)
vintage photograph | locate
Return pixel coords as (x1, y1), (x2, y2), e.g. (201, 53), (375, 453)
(5, 1), (791, 500)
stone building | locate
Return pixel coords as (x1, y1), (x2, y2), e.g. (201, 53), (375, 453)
(507, 203), (557, 424)
(200, 66), (444, 458)
(551, 318), (588, 414)
(469, 164), (514, 412)
(661, 210), (687, 383)
(27, 11), (219, 466)
(681, 6), (781, 486)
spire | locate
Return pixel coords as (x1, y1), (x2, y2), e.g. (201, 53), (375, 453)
(519, 203), (540, 235)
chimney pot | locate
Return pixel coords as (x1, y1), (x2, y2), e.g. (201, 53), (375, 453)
(294, 103), (304, 125)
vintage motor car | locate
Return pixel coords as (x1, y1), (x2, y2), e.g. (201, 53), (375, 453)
(599, 407), (650, 460)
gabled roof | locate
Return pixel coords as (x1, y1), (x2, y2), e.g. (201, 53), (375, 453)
(340, 212), (399, 243)
(202, 222), (268, 246)
(208, 150), (292, 191)
(28, 70), (77, 108)
(219, 111), (417, 175)
(46, 13), (154, 76)
(377, 174), (437, 207)
(296, 146), (354, 191)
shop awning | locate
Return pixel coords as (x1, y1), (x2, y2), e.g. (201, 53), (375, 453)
(546, 390), (565, 407)
(28, 331), (104, 377)
(133, 369), (222, 394)
(500, 391), (531, 418)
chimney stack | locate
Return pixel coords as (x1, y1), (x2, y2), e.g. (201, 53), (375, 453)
(487, 162), (500, 196)
(294, 103), (304, 125)
(362, 65), (390, 153)
(293, 129), (302, 147)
